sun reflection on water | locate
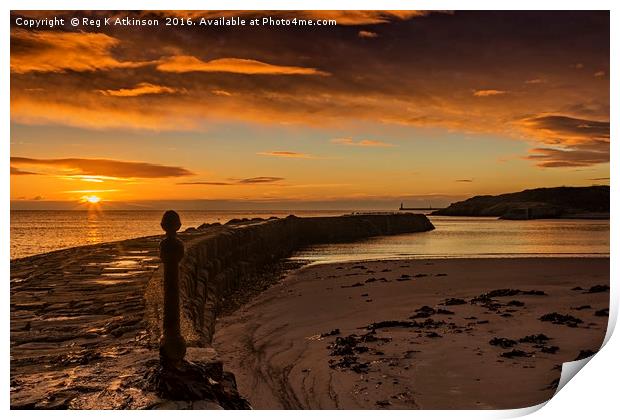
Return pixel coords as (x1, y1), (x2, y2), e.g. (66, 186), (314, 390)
(86, 206), (103, 244)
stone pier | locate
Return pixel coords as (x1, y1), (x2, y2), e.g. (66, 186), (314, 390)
(10, 213), (434, 409)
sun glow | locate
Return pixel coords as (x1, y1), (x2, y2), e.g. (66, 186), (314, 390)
(81, 195), (101, 204)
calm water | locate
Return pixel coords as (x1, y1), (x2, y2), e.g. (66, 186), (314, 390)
(10, 211), (609, 261)
(10, 210), (345, 259)
(291, 216), (610, 264)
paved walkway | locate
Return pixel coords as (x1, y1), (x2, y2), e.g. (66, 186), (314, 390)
(10, 235), (164, 408)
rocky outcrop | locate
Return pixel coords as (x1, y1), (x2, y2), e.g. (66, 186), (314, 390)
(147, 213), (434, 346)
(432, 186), (609, 219)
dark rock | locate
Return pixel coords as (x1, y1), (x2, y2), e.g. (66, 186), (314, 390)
(328, 356), (369, 373)
(489, 337), (517, 348)
(522, 290), (546, 296)
(320, 328), (341, 338)
(519, 334), (550, 344)
(441, 298), (467, 306)
(418, 318), (446, 329)
(329, 336), (366, 356)
(585, 285), (609, 294)
(367, 320), (417, 329)
(436, 308), (455, 315)
(329, 332), (387, 357)
(485, 289), (520, 298)
(594, 308), (609, 317)
(539, 312), (583, 327)
(361, 330), (390, 343)
(472, 290), (546, 307)
(411, 305), (435, 319)
(142, 361), (250, 409)
(571, 305), (592, 310)
(341, 282), (364, 288)
(537, 345), (560, 354)
(500, 349), (532, 358)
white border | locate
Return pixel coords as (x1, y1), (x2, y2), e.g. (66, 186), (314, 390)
(2, 2), (616, 419)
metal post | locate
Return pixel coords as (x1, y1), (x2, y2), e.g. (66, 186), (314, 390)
(159, 210), (186, 368)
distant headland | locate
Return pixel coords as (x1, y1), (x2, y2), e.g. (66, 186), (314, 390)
(431, 186), (609, 220)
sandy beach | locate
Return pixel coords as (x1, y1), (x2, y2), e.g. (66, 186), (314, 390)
(214, 257), (609, 409)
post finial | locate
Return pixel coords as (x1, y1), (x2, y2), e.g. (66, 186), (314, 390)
(161, 210), (182, 234)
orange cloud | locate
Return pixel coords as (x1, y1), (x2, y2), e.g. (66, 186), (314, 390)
(179, 177), (284, 186)
(62, 175), (121, 182)
(157, 56), (330, 76)
(9, 11), (609, 171)
(331, 138), (394, 147)
(10, 166), (38, 175)
(519, 115), (609, 145)
(64, 189), (121, 194)
(519, 115), (609, 167)
(257, 151), (313, 159)
(10, 29), (147, 73)
(526, 146), (609, 168)
(10, 95), (199, 130)
(473, 89), (507, 97)
(10, 157), (194, 178)
(211, 89), (233, 97)
(98, 83), (180, 97)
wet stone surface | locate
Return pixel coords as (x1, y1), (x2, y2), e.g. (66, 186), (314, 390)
(10, 231), (245, 410)
(10, 237), (163, 408)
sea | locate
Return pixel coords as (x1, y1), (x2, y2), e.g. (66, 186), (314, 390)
(9, 210), (610, 262)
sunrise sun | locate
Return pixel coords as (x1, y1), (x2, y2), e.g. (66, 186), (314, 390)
(81, 195), (101, 204)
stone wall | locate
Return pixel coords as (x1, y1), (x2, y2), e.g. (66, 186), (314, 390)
(175, 214), (434, 345)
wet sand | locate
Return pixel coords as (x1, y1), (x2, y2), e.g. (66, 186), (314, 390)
(213, 258), (609, 409)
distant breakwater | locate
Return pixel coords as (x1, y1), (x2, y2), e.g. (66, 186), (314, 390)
(145, 213), (435, 346)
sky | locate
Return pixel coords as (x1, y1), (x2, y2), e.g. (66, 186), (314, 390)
(10, 10), (610, 210)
